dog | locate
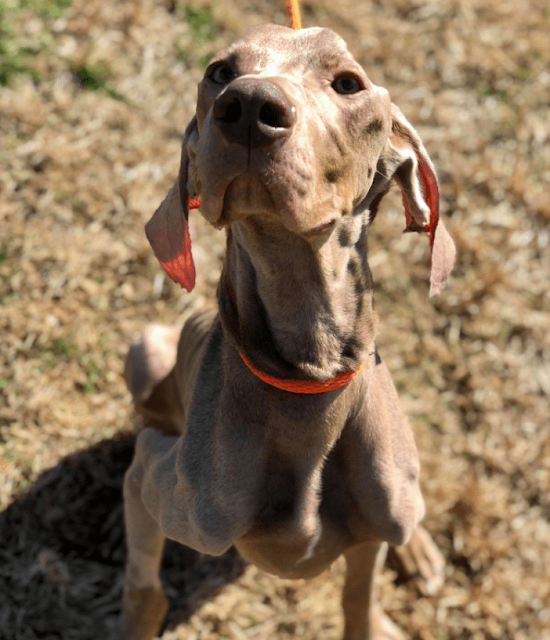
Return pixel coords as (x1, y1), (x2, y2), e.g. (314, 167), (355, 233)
(120, 23), (455, 640)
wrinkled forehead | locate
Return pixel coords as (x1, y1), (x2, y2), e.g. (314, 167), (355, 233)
(215, 24), (362, 77)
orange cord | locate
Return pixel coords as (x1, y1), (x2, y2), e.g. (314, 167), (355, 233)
(286, 0), (302, 29)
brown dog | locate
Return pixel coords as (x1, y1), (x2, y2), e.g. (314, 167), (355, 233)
(120, 24), (454, 640)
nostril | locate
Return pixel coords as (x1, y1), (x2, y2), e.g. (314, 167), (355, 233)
(259, 102), (295, 129)
(216, 98), (242, 124)
(213, 81), (295, 147)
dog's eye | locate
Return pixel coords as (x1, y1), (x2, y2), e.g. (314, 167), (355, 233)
(210, 64), (234, 85)
(332, 75), (363, 95)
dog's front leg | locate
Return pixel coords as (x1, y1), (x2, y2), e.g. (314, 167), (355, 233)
(342, 542), (405, 640)
(121, 420), (262, 640)
(121, 451), (168, 640)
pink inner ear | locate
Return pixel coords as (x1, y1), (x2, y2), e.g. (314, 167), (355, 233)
(159, 218), (196, 292)
(158, 197), (201, 292)
(416, 158), (439, 252)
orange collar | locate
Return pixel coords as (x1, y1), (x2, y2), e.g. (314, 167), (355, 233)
(239, 352), (363, 394)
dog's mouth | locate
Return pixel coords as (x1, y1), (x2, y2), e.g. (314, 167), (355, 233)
(193, 144), (277, 226)
(197, 171), (283, 226)
(221, 175), (276, 219)
(200, 175), (339, 237)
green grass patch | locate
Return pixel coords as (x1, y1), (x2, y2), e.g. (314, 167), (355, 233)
(50, 340), (74, 358)
(175, 44), (191, 67)
(180, 3), (219, 44)
(9, 0), (71, 20)
(197, 53), (211, 70)
(72, 62), (127, 102)
(32, 0), (71, 20)
(480, 87), (509, 103)
(0, 19), (43, 86)
(42, 339), (78, 367)
(82, 363), (102, 393)
(512, 66), (535, 81)
(0, 57), (41, 86)
(0, 0), (69, 86)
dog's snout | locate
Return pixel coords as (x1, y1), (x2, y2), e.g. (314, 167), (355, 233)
(213, 78), (296, 148)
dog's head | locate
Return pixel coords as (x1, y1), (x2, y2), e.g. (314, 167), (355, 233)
(146, 24), (455, 295)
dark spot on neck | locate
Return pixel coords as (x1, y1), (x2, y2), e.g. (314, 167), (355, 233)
(342, 336), (360, 360)
(355, 294), (364, 318)
(353, 276), (366, 296)
(355, 231), (369, 262)
(338, 226), (353, 247)
(364, 118), (384, 138)
(347, 258), (359, 276)
(326, 124), (346, 157)
(325, 168), (342, 183)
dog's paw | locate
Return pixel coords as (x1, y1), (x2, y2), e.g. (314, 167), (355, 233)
(120, 584), (169, 640)
(387, 525), (445, 596)
(344, 608), (407, 640)
(374, 613), (407, 640)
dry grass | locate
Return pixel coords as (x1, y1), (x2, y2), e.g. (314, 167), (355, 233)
(0, 0), (549, 638)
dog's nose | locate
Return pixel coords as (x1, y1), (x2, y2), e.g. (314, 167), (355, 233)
(213, 78), (296, 148)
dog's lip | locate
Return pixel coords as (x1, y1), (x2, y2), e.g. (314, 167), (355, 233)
(199, 194), (225, 224)
(301, 218), (338, 237)
(196, 168), (337, 236)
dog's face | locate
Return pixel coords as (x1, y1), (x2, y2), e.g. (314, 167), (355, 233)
(188, 24), (391, 235)
(146, 24), (455, 295)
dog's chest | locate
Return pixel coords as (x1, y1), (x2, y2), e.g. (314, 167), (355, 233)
(235, 452), (361, 578)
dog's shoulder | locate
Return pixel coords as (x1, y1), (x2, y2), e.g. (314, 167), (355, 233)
(334, 357), (425, 546)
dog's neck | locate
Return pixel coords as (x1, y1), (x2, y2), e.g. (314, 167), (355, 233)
(217, 214), (378, 382)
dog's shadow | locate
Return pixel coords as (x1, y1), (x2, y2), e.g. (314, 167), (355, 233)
(0, 433), (246, 640)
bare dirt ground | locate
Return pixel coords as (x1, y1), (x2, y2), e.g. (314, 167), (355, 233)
(1, 0), (549, 638)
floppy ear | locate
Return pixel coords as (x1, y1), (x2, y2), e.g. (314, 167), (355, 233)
(386, 105), (456, 296)
(145, 118), (201, 292)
